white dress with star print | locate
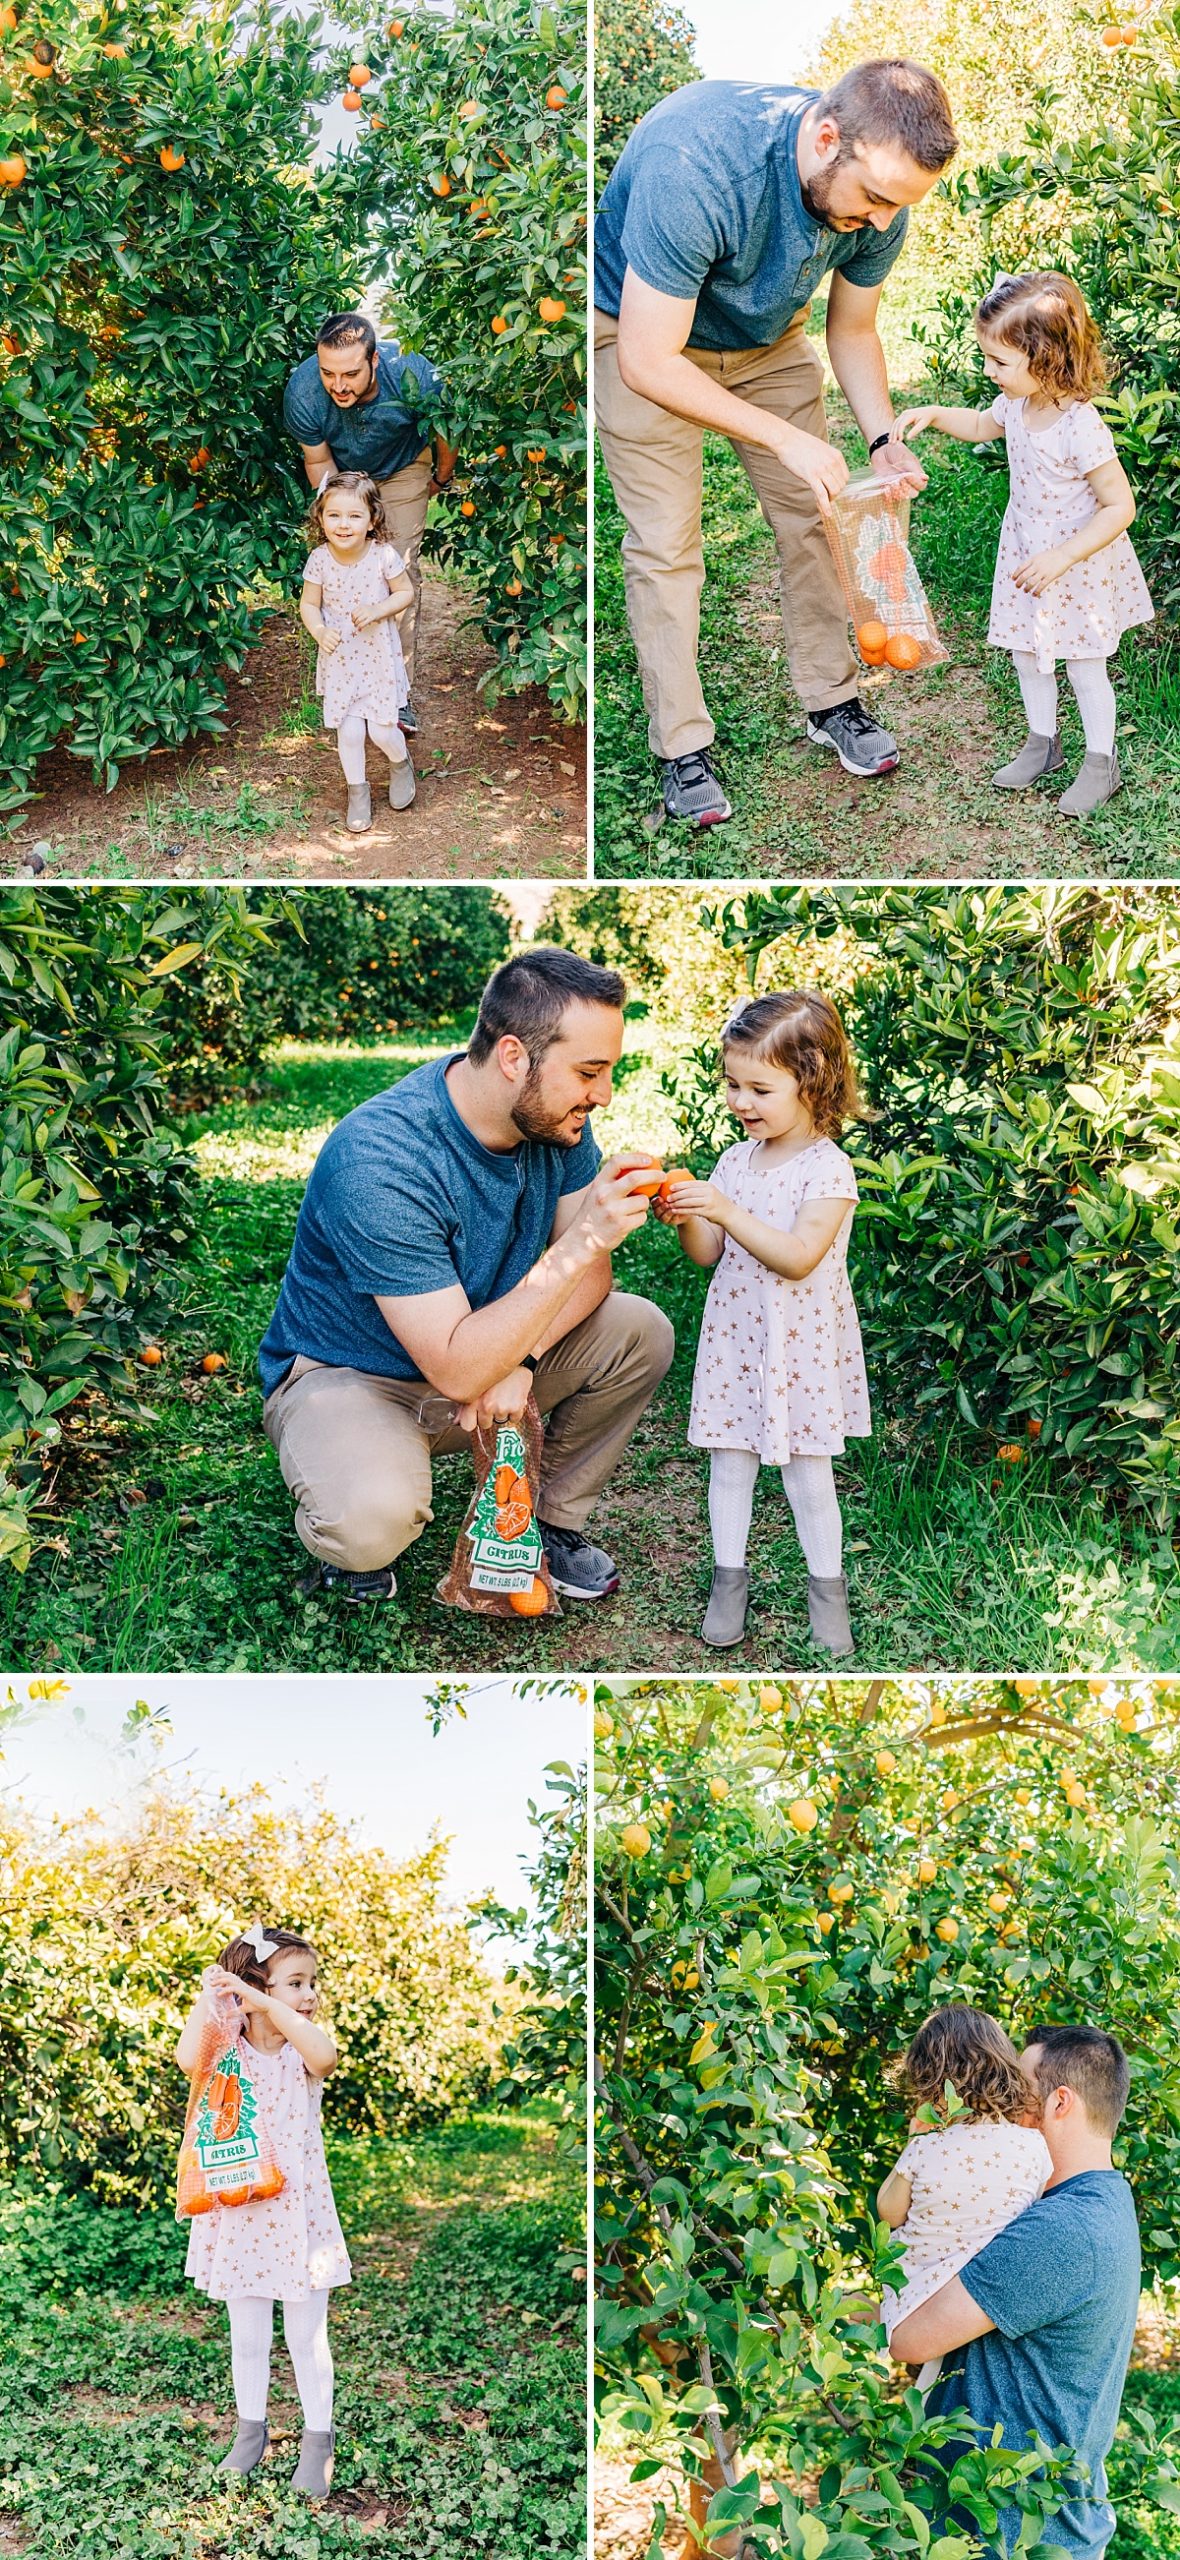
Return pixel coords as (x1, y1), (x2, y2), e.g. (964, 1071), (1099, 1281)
(687, 1136), (871, 1462)
(987, 394), (1154, 672)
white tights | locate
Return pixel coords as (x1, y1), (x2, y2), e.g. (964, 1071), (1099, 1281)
(335, 713), (407, 784)
(1012, 652), (1117, 756)
(227, 2291), (334, 2428)
(708, 1448), (843, 1578)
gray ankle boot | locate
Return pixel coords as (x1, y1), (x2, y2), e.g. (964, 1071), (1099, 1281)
(992, 731), (1064, 788)
(388, 750), (416, 808)
(701, 1566), (749, 1648)
(345, 781), (372, 832)
(1058, 749), (1122, 817)
(218, 2418), (269, 2477)
(808, 1574), (854, 1656)
(292, 2425), (335, 2497)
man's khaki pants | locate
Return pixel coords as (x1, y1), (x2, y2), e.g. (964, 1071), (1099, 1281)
(378, 447), (434, 686)
(262, 1292), (675, 1574)
(594, 310), (859, 761)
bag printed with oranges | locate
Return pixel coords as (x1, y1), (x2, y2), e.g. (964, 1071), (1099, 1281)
(176, 1978), (285, 2219)
(437, 1396), (560, 1619)
(822, 474), (947, 673)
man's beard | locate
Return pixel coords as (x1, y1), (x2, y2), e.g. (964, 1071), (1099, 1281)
(510, 1064), (585, 1146)
(800, 157), (865, 232)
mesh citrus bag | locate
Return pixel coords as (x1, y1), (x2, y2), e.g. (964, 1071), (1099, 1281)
(822, 472), (947, 672)
(176, 1976), (286, 2219)
(436, 1395), (561, 1619)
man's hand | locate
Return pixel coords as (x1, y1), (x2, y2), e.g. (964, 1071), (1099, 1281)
(774, 422), (850, 514)
(572, 1156), (660, 1255)
(1012, 546), (1071, 596)
(454, 1365), (534, 1434)
(872, 437), (928, 495)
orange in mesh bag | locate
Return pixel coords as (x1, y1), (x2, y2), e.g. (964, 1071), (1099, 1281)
(437, 1395), (561, 1619)
(176, 1978), (285, 2218)
(822, 473), (947, 672)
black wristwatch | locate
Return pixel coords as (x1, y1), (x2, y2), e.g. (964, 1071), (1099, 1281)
(868, 430), (892, 456)
(521, 1353), (539, 1373)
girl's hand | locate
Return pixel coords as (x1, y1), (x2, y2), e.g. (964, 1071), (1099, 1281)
(351, 599), (381, 629)
(320, 624), (344, 655)
(660, 1178), (729, 1228)
(890, 407), (942, 443)
(207, 1965), (270, 2014)
(1012, 546), (1071, 596)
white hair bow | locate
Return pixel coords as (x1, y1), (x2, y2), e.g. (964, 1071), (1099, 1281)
(243, 1924), (280, 1961)
(990, 270), (1016, 292)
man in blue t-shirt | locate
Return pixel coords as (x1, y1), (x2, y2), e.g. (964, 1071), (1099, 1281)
(284, 311), (458, 718)
(259, 947), (674, 1608)
(594, 60), (959, 824)
(890, 2025), (1141, 2556)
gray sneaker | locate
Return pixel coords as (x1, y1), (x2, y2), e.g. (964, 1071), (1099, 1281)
(993, 731), (1064, 788)
(313, 1561), (397, 1607)
(538, 1521), (620, 1600)
(1059, 749), (1122, 817)
(701, 1566), (749, 1648)
(218, 2420), (269, 2478)
(345, 782), (372, 833)
(388, 750), (416, 809)
(661, 749), (732, 826)
(806, 696), (899, 777)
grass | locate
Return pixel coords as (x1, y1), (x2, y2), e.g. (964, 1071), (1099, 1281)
(4, 1036), (1177, 1677)
(593, 374), (1180, 879)
(0, 2109), (583, 2558)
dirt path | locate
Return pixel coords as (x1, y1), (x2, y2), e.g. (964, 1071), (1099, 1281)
(3, 574), (586, 881)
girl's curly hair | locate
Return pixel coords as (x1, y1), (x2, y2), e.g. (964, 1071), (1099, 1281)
(307, 467), (388, 546)
(898, 2003), (1035, 2127)
(218, 1927), (317, 1994)
(720, 989), (871, 1137)
(976, 270), (1106, 404)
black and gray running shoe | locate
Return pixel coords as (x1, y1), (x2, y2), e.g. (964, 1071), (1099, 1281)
(310, 1560), (397, 1606)
(398, 694), (419, 735)
(538, 1521), (621, 1601)
(660, 748), (732, 825)
(806, 695), (899, 777)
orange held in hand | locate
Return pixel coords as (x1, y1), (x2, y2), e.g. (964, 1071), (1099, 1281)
(628, 1157), (665, 1198)
(857, 619), (888, 663)
(885, 632), (922, 671)
(658, 1167), (692, 1201)
(509, 1576), (549, 1616)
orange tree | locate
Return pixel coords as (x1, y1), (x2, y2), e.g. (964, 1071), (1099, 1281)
(595, 1674), (1180, 2557)
(0, 886), (290, 1571)
(594, 0), (699, 188)
(0, 0), (364, 820)
(335, 0), (586, 721)
(682, 886), (1180, 1525)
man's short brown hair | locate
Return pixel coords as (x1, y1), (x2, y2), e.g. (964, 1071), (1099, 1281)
(1025, 2025), (1131, 2137)
(467, 946), (626, 1066)
(816, 60), (959, 175)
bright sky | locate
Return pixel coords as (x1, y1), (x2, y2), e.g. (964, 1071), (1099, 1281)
(1, 1678), (585, 1932)
(681, 0), (847, 83)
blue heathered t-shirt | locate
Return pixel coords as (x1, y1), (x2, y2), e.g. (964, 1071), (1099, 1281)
(283, 343), (444, 480)
(594, 82), (909, 352)
(925, 2172), (1141, 2556)
(258, 1053), (601, 1395)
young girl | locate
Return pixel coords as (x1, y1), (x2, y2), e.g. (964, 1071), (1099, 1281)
(177, 1925), (350, 2498)
(892, 270), (1153, 818)
(300, 469), (417, 834)
(657, 991), (871, 1656)
(878, 2003), (1053, 2389)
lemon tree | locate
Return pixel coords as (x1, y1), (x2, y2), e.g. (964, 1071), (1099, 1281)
(595, 1674), (1180, 2556)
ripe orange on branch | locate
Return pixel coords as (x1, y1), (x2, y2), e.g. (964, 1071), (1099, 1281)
(159, 143), (185, 169)
(0, 151), (26, 185)
(537, 295), (565, 323)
